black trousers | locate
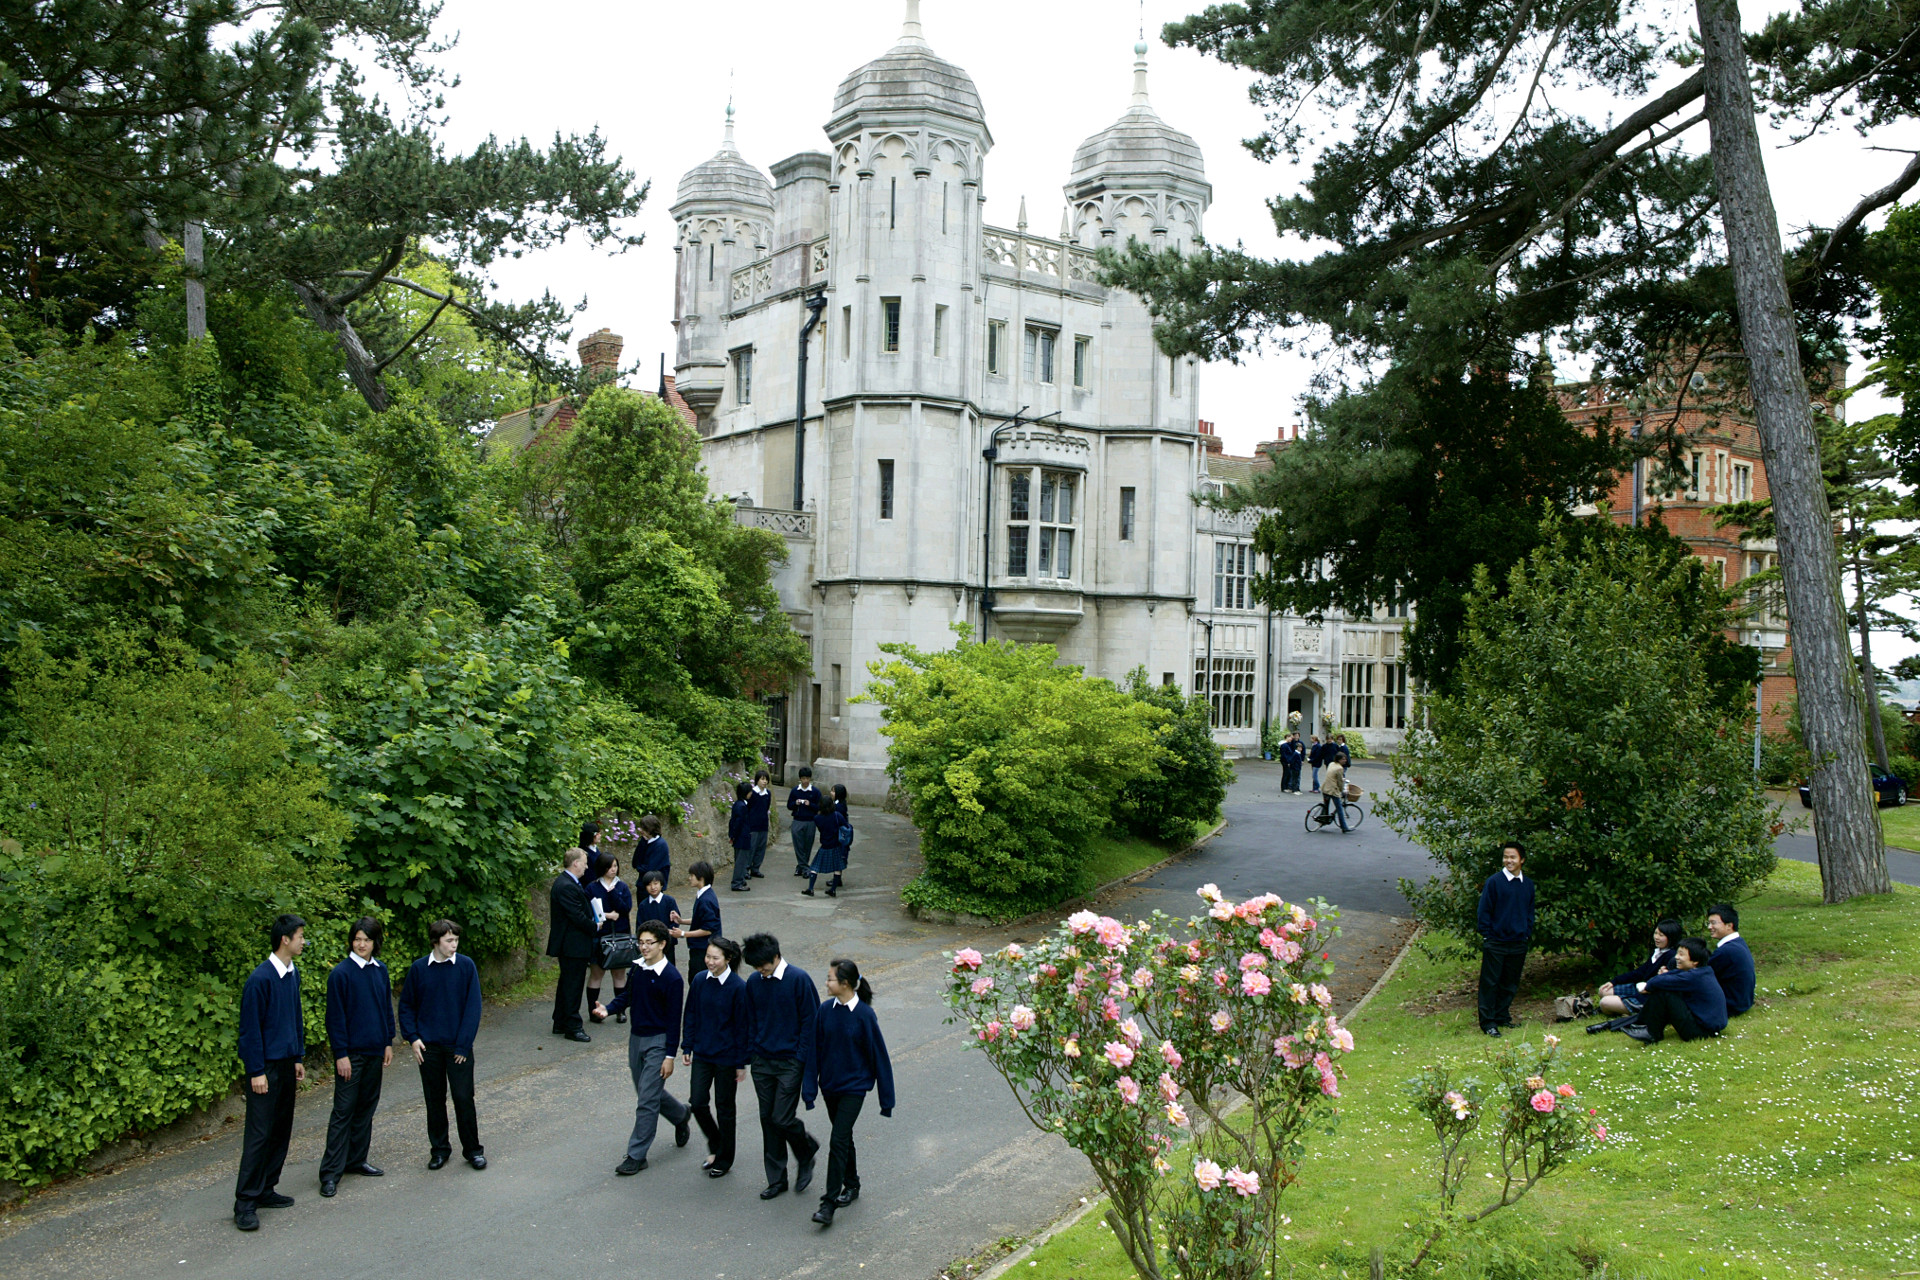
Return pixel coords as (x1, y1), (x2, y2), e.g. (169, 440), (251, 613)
(689, 1058), (740, 1171)
(822, 1091), (865, 1203)
(1639, 988), (1714, 1042)
(318, 1053), (385, 1180)
(419, 1044), (481, 1159)
(552, 955), (588, 1033)
(1281, 763), (1300, 791)
(234, 1058), (298, 1207)
(750, 1056), (815, 1187)
(1478, 941), (1528, 1030)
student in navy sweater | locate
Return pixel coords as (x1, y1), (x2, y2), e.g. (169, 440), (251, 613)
(682, 935), (752, 1176)
(804, 785), (852, 898)
(728, 781), (755, 892)
(319, 917), (396, 1197)
(233, 914), (308, 1232)
(398, 920), (486, 1171)
(742, 931), (821, 1198)
(744, 771), (774, 881)
(1706, 903), (1756, 1016)
(634, 869), (682, 970)
(787, 768), (822, 876)
(672, 861), (723, 958)
(1476, 841), (1536, 1037)
(1596, 918), (1683, 1017)
(636, 813), (672, 886)
(587, 853), (634, 1025)
(599, 920), (694, 1174)
(1625, 938), (1728, 1043)
(802, 958), (895, 1227)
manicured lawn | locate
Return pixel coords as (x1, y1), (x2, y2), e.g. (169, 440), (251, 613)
(1016, 859), (1919, 1280)
(1081, 822), (1214, 891)
(1877, 800), (1920, 852)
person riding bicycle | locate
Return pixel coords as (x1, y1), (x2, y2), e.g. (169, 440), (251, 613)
(1318, 751), (1351, 833)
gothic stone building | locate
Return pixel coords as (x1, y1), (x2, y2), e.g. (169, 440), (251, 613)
(663, 3), (1418, 789)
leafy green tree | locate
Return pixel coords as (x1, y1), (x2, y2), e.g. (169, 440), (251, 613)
(1117, 667), (1234, 843)
(865, 630), (1168, 920)
(1229, 367), (1629, 686)
(1115, 0), (1913, 902)
(1382, 519), (1775, 958)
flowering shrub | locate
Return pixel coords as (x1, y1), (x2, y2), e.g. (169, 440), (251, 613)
(944, 886), (1352, 1280)
(1402, 1035), (1604, 1268)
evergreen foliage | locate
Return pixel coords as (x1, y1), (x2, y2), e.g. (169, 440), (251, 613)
(1381, 519), (1776, 959)
(1116, 667), (1234, 845)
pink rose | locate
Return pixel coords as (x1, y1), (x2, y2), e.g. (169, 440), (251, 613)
(1212, 968), (1230, 990)
(1158, 1072), (1180, 1102)
(1095, 916), (1130, 950)
(1239, 951), (1268, 972)
(1241, 970), (1272, 997)
(980, 1020), (1002, 1042)
(1208, 901), (1236, 921)
(1132, 966), (1156, 989)
(1160, 1041), (1183, 1069)
(1274, 1035), (1306, 1069)
(971, 975), (994, 995)
(1166, 1101), (1190, 1127)
(1009, 1005), (1037, 1032)
(1594, 1124), (1607, 1141)
(1192, 1158), (1223, 1191)
(954, 948), (984, 971)
(1197, 883), (1223, 903)
(1005, 943), (1025, 960)
(1526, 1076), (1545, 1090)
(1068, 910), (1100, 935)
(1311, 983), (1332, 1009)
(1275, 938), (1303, 964)
(1556, 1083), (1577, 1099)
(1063, 1039), (1081, 1058)
(1117, 1076), (1141, 1105)
(1209, 1010), (1232, 1033)
(1120, 1018), (1145, 1048)
(1328, 1019), (1355, 1053)
(1315, 1051), (1340, 1097)
(1102, 996), (1122, 1023)
(1530, 1090), (1556, 1114)
(1289, 983), (1310, 1005)
(1185, 941), (1204, 962)
(1104, 1040), (1136, 1070)
(1223, 1167), (1261, 1197)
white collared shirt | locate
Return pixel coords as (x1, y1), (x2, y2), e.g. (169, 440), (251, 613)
(1503, 869), (1524, 881)
(838, 993), (861, 1011)
(1718, 931), (1741, 945)
(640, 956), (668, 976)
(697, 884), (714, 902)
(709, 968), (731, 986)
(428, 950), (457, 965)
(267, 953), (295, 978)
(770, 958), (789, 981)
(647, 895), (664, 906)
(349, 952), (380, 969)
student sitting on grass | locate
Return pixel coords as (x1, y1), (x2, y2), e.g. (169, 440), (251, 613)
(1706, 903), (1755, 1017)
(1624, 938), (1727, 1044)
(1595, 917), (1683, 1017)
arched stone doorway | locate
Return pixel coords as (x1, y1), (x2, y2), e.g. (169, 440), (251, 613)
(1285, 679), (1326, 738)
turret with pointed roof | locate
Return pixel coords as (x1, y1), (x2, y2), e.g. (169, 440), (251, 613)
(1066, 41), (1210, 252)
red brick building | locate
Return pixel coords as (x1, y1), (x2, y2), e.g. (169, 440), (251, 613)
(1558, 381), (1795, 729)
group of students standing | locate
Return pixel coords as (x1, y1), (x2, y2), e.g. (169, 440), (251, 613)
(231, 912), (486, 1232)
(1472, 839), (1759, 1045)
(726, 766), (854, 898)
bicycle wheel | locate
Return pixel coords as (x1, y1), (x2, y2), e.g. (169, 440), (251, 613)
(1344, 804), (1365, 831)
(1305, 804), (1320, 833)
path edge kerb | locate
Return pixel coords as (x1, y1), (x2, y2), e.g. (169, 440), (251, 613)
(906, 819), (1231, 932)
(972, 923), (1426, 1280)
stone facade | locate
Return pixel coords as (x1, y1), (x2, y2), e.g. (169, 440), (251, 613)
(666, 3), (1418, 789)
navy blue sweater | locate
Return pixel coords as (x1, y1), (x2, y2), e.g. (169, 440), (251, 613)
(397, 954), (483, 1057)
(684, 888), (722, 945)
(1645, 965), (1728, 1033)
(237, 959), (305, 1076)
(682, 969), (751, 1067)
(786, 785), (822, 824)
(745, 963), (819, 1061)
(1609, 947), (1676, 991)
(1477, 871), (1536, 944)
(804, 998), (896, 1113)
(607, 961), (684, 1055)
(635, 892), (680, 940)
(814, 807), (843, 855)
(728, 800), (750, 850)
(1708, 936), (1755, 1016)
(637, 835), (671, 880)
(325, 957), (395, 1057)
(746, 787), (772, 833)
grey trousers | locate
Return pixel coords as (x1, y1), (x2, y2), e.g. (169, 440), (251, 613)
(626, 1033), (691, 1162)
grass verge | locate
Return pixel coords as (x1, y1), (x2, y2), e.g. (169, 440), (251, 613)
(1876, 801), (1920, 851)
(1013, 859), (1919, 1280)
(1081, 824), (1209, 890)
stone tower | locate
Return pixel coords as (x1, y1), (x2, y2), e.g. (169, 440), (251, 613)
(671, 105), (774, 429)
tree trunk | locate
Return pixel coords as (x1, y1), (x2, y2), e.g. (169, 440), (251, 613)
(291, 280), (391, 412)
(1852, 540), (1892, 773)
(1695, 0), (1889, 901)
(183, 219), (206, 342)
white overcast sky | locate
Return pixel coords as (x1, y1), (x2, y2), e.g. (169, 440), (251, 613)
(431, 0), (1917, 668)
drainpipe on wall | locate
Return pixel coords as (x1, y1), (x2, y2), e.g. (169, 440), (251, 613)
(792, 290), (828, 511)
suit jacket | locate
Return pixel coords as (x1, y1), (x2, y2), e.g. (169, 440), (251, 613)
(547, 871), (598, 960)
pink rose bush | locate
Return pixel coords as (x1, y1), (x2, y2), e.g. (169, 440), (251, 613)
(944, 893), (1351, 1280)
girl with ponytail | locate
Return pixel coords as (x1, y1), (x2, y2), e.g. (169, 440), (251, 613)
(800, 958), (894, 1227)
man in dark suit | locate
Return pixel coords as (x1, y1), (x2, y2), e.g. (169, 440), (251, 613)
(548, 847), (597, 1042)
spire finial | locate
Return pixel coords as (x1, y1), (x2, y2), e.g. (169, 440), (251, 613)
(722, 97), (737, 152)
(902, 0), (926, 44)
(1060, 207), (1072, 242)
(1017, 195), (1028, 233)
(1132, 38), (1152, 107)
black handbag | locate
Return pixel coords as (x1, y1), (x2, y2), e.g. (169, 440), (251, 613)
(597, 933), (638, 970)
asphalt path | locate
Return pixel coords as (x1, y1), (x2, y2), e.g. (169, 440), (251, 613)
(0, 760), (1908, 1280)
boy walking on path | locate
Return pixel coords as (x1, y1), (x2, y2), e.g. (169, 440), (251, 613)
(787, 768), (822, 876)
(742, 932), (820, 1199)
(398, 920), (486, 1172)
(234, 914), (308, 1232)
(601, 920), (693, 1174)
(1476, 842), (1536, 1037)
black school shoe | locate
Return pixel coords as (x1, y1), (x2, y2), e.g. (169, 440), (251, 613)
(234, 1206), (259, 1231)
(811, 1202), (835, 1226)
(256, 1191), (295, 1208)
(835, 1186), (860, 1206)
(760, 1181), (788, 1199)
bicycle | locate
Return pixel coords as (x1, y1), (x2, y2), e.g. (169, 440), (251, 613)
(1305, 796), (1366, 833)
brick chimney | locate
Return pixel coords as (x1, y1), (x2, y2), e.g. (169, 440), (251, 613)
(577, 328), (624, 382)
